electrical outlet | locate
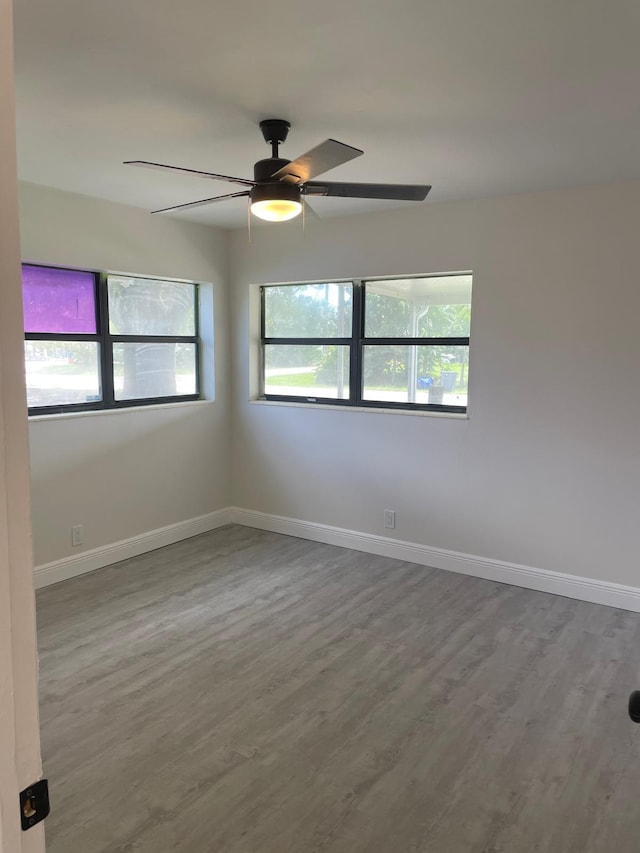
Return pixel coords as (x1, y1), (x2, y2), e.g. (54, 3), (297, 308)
(384, 510), (396, 529)
(71, 525), (83, 547)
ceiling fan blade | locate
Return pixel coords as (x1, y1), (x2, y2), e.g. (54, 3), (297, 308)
(303, 182), (431, 201)
(151, 191), (250, 214)
(124, 160), (254, 187)
(272, 139), (363, 184)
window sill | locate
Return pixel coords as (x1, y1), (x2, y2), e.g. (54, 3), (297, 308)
(28, 399), (214, 423)
(249, 399), (469, 419)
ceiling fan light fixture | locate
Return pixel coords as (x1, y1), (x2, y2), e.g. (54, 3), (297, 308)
(250, 182), (302, 222)
(251, 199), (302, 222)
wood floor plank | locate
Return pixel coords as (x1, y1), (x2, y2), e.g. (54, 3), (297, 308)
(36, 525), (640, 852)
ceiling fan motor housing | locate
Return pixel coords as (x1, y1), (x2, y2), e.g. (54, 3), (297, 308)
(252, 158), (301, 205)
(253, 157), (290, 183)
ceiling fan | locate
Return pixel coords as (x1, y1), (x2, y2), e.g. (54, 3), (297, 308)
(124, 119), (431, 222)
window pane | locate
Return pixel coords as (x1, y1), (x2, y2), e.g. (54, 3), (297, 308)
(365, 275), (472, 338)
(362, 345), (469, 406)
(24, 341), (101, 408)
(113, 342), (197, 401)
(108, 276), (196, 336)
(264, 283), (352, 338)
(22, 265), (96, 334)
(264, 345), (349, 399)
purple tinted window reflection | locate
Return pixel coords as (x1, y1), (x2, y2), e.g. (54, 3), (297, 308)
(22, 265), (96, 333)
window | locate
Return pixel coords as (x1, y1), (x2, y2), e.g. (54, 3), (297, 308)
(23, 264), (199, 414)
(261, 274), (471, 413)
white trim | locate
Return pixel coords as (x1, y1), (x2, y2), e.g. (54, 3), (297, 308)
(34, 509), (232, 589)
(29, 399), (214, 423)
(229, 507), (640, 614)
(249, 399), (468, 419)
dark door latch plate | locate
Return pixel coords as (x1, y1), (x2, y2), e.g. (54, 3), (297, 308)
(19, 779), (50, 831)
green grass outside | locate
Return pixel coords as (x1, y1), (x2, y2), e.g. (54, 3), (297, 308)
(37, 364), (193, 376)
(268, 370), (465, 392)
(267, 372), (317, 387)
(36, 364), (89, 375)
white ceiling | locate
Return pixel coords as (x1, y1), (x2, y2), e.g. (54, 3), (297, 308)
(13, 0), (640, 228)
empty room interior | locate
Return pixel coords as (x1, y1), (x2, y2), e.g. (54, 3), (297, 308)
(3, 0), (640, 851)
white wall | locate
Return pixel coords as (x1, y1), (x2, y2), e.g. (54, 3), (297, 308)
(20, 179), (640, 594)
(19, 184), (232, 566)
(0, 0), (45, 849)
(229, 182), (640, 589)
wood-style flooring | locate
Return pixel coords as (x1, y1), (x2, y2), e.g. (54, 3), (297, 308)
(36, 525), (640, 852)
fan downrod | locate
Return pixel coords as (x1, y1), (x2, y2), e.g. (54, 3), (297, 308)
(259, 119), (291, 158)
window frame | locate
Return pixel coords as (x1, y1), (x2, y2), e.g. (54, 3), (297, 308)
(260, 274), (471, 414)
(24, 264), (201, 416)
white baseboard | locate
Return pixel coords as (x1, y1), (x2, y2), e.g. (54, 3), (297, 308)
(34, 509), (232, 589)
(230, 507), (640, 614)
(35, 505), (640, 614)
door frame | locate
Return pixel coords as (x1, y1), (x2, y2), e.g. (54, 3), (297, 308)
(0, 0), (46, 850)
